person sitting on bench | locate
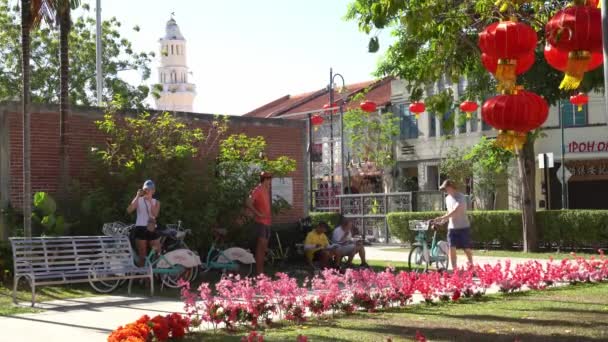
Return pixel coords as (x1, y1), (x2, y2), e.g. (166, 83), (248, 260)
(332, 217), (369, 268)
(304, 221), (340, 269)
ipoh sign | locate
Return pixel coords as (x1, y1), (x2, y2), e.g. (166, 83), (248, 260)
(568, 140), (608, 153)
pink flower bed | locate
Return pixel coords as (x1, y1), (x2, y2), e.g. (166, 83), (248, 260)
(180, 252), (608, 330)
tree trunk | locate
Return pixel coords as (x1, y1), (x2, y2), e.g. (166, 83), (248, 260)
(517, 137), (538, 252)
(21, 0), (32, 238)
(58, 5), (71, 220)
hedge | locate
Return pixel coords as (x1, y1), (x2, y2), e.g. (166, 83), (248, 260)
(387, 210), (608, 248)
(309, 212), (341, 230)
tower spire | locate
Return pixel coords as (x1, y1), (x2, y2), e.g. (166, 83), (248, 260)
(155, 16), (196, 112)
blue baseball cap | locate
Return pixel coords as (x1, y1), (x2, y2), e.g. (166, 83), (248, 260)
(143, 180), (155, 190)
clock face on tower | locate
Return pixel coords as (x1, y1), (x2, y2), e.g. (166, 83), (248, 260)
(155, 16), (196, 113)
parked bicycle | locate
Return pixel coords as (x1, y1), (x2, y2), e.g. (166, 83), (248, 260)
(200, 228), (255, 277)
(408, 220), (449, 272)
(94, 221), (201, 292)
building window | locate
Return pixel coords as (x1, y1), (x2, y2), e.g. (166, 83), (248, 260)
(171, 45), (174, 55)
(560, 100), (588, 127)
(399, 104), (419, 139)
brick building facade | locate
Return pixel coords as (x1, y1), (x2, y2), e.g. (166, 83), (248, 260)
(0, 103), (307, 239)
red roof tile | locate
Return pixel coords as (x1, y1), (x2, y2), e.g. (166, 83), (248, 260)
(244, 77), (393, 119)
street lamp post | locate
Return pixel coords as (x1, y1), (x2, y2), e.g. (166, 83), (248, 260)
(95, 0), (103, 106)
(559, 103), (568, 209)
(602, 0), (608, 125)
(328, 68), (346, 200)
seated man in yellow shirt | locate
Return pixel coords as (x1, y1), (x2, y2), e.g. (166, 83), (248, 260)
(304, 221), (341, 269)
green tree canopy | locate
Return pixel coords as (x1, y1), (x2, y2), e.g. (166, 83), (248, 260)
(343, 93), (400, 172)
(0, 0), (153, 109)
(346, 0), (604, 105)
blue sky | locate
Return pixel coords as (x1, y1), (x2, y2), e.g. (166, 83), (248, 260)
(88, 0), (392, 115)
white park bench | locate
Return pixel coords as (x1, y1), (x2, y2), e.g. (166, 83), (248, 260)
(10, 235), (153, 306)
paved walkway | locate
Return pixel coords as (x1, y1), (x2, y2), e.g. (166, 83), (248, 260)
(1, 296), (185, 341)
(366, 246), (542, 266)
(0, 247), (544, 342)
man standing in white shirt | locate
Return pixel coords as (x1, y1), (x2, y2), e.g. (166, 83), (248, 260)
(332, 217), (369, 267)
(435, 179), (474, 270)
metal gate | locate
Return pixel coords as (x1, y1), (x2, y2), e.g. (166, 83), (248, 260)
(338, 192), (412, 243)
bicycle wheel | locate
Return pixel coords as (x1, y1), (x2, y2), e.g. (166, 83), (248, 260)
(265, 249), (277, 267)
(88, 260), (122, 293)
(225, 262), (253, 278)
(408, 246), (428, 273)
(161, 265), (198, 288)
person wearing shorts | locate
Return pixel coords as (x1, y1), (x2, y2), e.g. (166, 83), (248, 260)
(435, 179), (473, 270)
(127, 180), (161, 267)
(246, 172), (273, 275)
(332, 217), (368, 267)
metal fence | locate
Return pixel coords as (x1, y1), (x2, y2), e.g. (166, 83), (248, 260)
(338, 192), (412, 243)
(334, 191), (445, 243)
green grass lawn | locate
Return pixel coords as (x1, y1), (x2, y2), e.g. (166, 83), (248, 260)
(378, 247), (599, 260)
(187, 283), (608, 342)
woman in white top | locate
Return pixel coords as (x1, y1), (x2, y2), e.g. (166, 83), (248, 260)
(127, 180), (161, 267)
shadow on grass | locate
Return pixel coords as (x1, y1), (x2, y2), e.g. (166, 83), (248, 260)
(346, 324), (605, 342)
(435, 313), (608, 329)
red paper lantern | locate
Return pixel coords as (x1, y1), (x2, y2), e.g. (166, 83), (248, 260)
(482, 90), (548, 150)
(311, 114), (324, 126)
(546, 6), (602, 53)
(569, 92), (589, 111)
(459, 101), (479, 119)
(482, 90), (548, 133)
(481, 51), (535, 76)
(545, 5), (602, 89)
(478, 20), (537, 92)
(323, 103), (339, 114)
(479, 20), (537, 59)
(409, 102), (426, 119)
(360, 100), (377, 113)
(543, 44), (603, 72)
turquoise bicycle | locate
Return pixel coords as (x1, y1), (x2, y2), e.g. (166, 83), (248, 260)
(408, 220), (449, 272)
(200, 228), (255, 277)
(92, 221), (201, 293)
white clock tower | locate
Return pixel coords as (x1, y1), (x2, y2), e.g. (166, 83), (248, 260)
(155, 16), (196, 112)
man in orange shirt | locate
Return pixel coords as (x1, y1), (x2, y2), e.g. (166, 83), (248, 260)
(246, 172), (273, 275)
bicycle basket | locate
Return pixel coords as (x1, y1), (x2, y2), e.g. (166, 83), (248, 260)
(408, 220), (430, 231)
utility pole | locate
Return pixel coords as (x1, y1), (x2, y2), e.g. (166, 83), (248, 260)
(559, 104), (567, 209)
(95, 0), (103, 106)
(602, 0), (608, 124)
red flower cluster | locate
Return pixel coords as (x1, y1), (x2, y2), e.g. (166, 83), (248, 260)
(107, 313), (189, 342)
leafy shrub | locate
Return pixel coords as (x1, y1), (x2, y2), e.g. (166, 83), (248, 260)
(386, 211), (443, 243)
(309, 212), (341, 231)
(387, 210), (608, 248)
(468, 211), (521, 247)
(72, 109), (296, 253)
(32, 192), (67, 236)
(536, 210), (608, 248)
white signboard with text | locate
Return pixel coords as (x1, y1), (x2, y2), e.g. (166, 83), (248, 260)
(272, 177), (293, 205)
